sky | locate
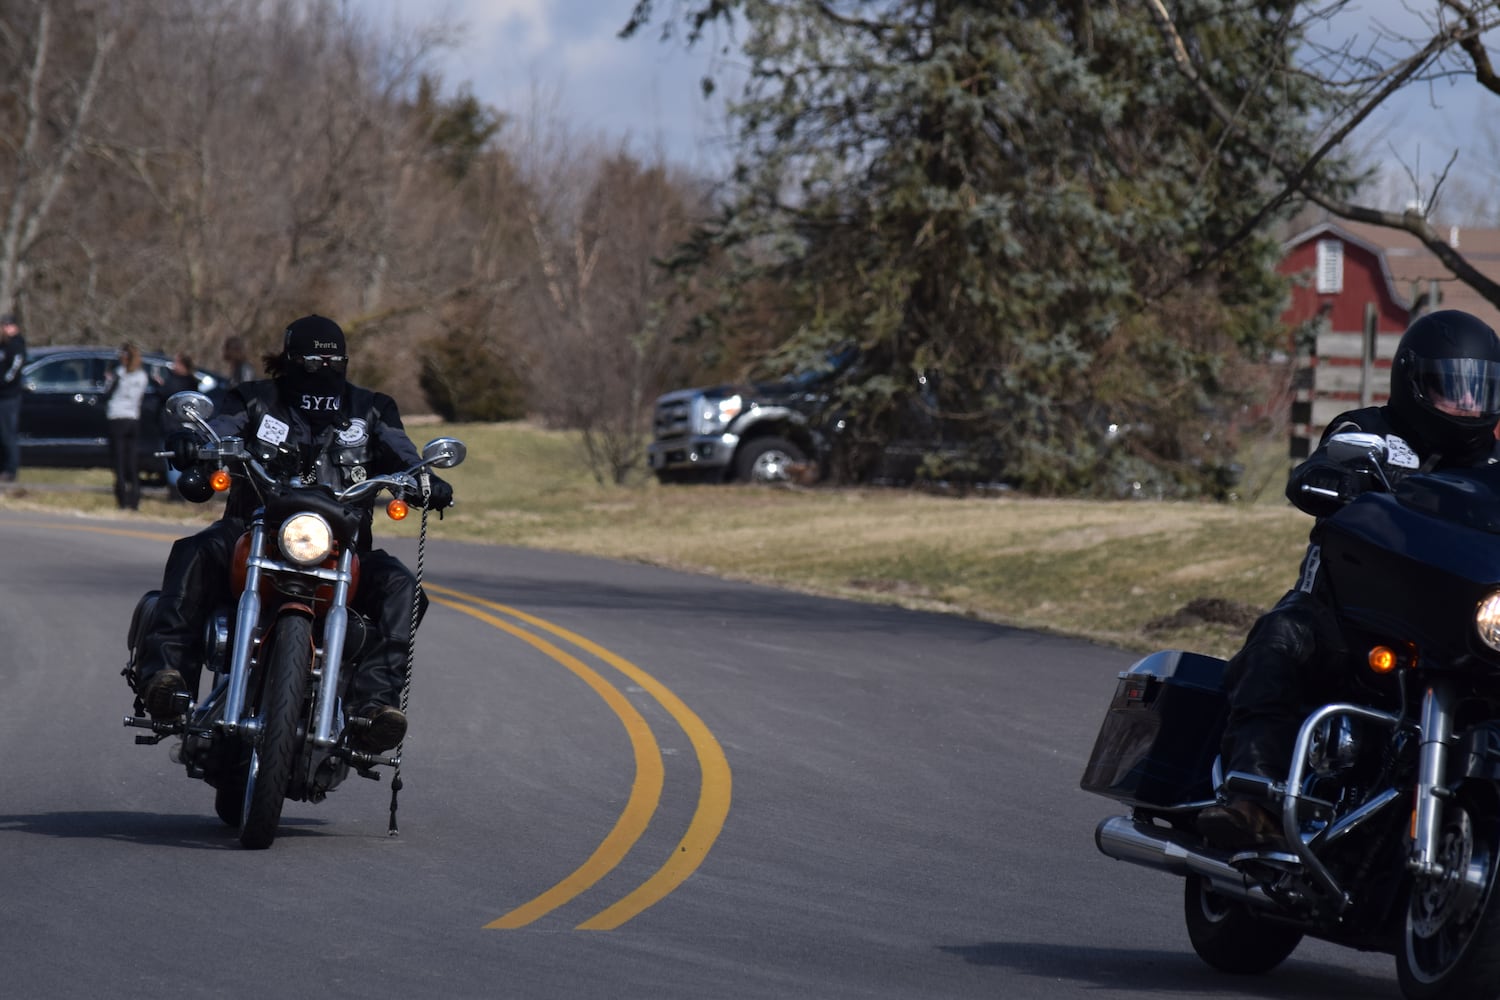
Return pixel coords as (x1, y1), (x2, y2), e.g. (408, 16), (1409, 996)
(357, 0), (735, 173)
(356, 1), (1500, 211)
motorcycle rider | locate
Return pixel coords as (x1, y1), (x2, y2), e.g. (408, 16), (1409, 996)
(1198, 309), (1500, 850)
(132, 314), (454, 754)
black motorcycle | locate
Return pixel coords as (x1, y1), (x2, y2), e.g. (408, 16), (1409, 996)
(123, 390), (465, 849)
(1083, 431), (1500, 999)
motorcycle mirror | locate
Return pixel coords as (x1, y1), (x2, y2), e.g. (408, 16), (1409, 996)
(165, 390), (216, 425)
(421, 437), (467, 469)
(1326, 431), (1387, 467)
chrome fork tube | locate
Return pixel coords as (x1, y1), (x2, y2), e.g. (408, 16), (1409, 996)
(311, 547), (356, 748)
(222, 523), (266, 733)
(1411, 682), (1458, 877)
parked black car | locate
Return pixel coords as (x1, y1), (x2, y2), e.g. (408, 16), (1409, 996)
(18, 346), (226, 481)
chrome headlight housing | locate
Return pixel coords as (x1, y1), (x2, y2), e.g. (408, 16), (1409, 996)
(279, 513), (334, 566)
(693, 393), (743, 435)
(1477, 591), (1500, 653)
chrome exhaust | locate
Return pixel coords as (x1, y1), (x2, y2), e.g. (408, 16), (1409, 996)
(1095, 815), (1275, 909)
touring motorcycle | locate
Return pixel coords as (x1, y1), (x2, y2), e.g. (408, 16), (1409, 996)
(122, 391), (465, 849)
(1082, 431), (1500, 999)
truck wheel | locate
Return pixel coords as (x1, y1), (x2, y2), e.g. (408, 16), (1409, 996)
(734, 437), (809, 484)
(1183, 875), (1301, 974)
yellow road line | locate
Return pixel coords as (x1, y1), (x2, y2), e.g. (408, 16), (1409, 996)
(425, 594), (665, 929)
(0, 514), (731, 931)
(427, 583), (733, 931)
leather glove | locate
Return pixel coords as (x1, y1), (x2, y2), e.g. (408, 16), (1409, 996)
(166, 432), (202, 472)
(423, 473), (454, 511)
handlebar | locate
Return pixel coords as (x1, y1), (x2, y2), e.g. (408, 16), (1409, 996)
(191, 436), (429, 504)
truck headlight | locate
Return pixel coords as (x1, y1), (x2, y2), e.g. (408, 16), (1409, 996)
(1478, 592), (1500, 652)
(695, 394), (743, 435)
(279, 513), (334, 566)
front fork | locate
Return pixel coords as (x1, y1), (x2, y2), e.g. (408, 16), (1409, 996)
(1411, 681), (1459, 878)
(220, 525), (356, 751)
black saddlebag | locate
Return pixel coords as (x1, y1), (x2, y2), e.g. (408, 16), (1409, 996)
(1079, 650), (1229, 807)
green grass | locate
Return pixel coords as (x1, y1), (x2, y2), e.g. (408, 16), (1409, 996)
(0, 422), (1312, 658)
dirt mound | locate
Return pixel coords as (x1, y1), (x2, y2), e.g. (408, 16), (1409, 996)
(1144, 597), (1263, 634)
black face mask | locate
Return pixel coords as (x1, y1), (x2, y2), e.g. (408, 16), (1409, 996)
(279, 367), (346, 429)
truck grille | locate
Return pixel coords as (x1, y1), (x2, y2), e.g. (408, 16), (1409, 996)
(653, 396), (694, 440)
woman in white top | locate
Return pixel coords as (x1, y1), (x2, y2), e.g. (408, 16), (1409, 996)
(104, 342), (150, 510)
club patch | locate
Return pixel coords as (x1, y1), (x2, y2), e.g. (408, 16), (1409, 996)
(1385, 434), (1419, 469)
(337, 418), (369, 447)
(257, 413), (290, 446)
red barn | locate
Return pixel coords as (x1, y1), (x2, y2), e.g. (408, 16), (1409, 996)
(1277, 219), (1500, 452)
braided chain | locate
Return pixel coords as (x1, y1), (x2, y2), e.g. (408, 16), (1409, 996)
(388, 471), (431, 836)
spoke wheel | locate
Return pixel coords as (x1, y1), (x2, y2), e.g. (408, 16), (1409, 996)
(237, 615), (311, 850)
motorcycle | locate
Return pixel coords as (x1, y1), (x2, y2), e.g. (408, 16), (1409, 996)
(122, 390), (465, 849)
(1082, 431), (1500, 999)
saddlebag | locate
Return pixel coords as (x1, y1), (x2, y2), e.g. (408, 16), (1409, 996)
(1079, 650), (1228, 807)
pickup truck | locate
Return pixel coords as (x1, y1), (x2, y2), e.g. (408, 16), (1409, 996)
(646, 372), (834, 485)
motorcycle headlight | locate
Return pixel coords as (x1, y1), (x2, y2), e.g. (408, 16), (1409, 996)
(279, 513), (333, 566)
(1478, 592), (1500, 652)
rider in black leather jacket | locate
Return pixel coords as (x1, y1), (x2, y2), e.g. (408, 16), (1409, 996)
(1198, 309), (1500, 849)
(131, 315), (454, 753)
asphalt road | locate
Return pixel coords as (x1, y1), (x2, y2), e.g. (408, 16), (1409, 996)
(0, 508), (1401, 998)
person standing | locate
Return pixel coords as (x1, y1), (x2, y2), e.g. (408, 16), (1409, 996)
(0, 313), (26, 482)
(104, 342), (150, 510)
(221, 335), (256, 388)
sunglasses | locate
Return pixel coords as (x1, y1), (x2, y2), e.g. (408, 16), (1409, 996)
(289, 354), (348, 373)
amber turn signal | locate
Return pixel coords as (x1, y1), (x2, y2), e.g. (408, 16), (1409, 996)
(386, 498), (409, 521)
(210, 469), (232, 492)
(1367, 645), (1408, 674)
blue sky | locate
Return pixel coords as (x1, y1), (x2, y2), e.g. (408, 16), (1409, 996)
(358, 0), (734, 171)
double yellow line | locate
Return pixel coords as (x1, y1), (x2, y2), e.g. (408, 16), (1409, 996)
(424, 583), (733, 931)
(6, 518), (730, 929)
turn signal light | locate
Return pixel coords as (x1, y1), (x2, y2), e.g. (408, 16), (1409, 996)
(210, 469), (232, 492)
(1368, 644), (1413, 674)
(386, 498), (409, 521)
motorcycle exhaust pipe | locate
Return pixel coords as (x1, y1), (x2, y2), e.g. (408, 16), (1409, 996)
(1095, 815), (1274, 909)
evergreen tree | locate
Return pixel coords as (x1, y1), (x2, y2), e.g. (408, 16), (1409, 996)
(627, 0), (1346, 495)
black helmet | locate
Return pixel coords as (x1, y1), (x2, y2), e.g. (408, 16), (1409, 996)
(1389, 309), (1500, 460)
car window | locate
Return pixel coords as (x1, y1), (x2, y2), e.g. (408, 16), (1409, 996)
(26, 356), (105, 392)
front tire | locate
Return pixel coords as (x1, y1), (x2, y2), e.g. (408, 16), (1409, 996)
(1183, 875), (1302, 974)
(734, 436), (808, 485)
(1397, 786), (1500, 999)
(238, 615), (312, 850)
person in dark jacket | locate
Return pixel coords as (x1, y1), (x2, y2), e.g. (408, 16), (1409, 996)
(132, 315), (454, 753)
(0, 313), (26, 482)
(1197, 309), (1500, 850)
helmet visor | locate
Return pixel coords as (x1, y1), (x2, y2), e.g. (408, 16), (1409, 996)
(1414, 357), (1500, 419)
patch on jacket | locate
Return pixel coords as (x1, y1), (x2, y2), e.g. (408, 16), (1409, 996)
(257, 413), (290, 446)
(1386, 435), (1419, 469)
(337, 418), (369, 447)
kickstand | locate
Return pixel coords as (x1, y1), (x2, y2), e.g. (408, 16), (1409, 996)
(387, 773), (403, 836)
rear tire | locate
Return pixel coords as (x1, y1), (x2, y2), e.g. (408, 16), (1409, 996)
(238, 615), (311, 850)
(1183, 875), (1302, 974)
